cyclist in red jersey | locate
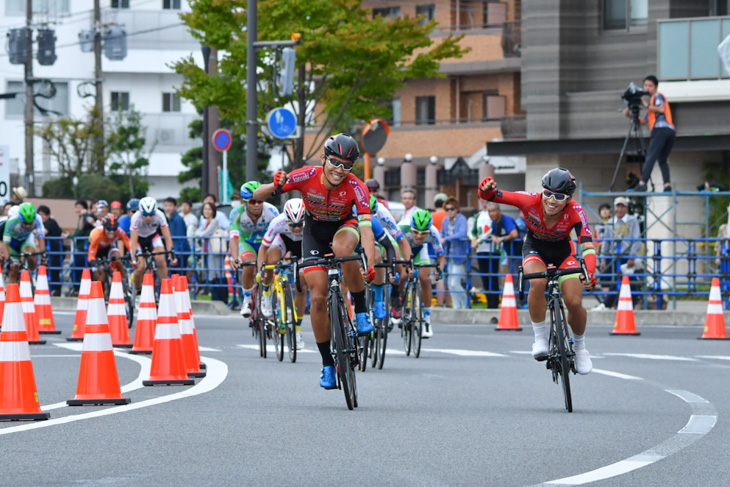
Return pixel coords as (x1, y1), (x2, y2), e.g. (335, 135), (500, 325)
(479, 167), (596, 375)
(254, 134), (377, 390)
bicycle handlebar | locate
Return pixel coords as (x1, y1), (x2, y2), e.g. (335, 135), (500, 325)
(299, 254), (362, 269)
(517, 258), (590, 301)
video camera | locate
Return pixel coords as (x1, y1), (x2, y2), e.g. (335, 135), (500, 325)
(621, 82), (647, 113)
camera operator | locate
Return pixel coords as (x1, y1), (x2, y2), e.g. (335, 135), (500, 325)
(623, 75), (675, 192)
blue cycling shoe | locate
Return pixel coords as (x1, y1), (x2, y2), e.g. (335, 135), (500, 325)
(374, 301), (386, 320)
(355, 312), (374, 334)
(320, 365), (337, 389)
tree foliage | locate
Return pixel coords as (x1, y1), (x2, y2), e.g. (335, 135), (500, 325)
(107, 107), (154, 199)
(174, 0), (467, 168)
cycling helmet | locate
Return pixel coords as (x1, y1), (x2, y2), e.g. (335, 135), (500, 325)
(411, 209), (432, 232)
(283, 198), (305, 224)
(102, 214), (119, 231)
(19, 202), (36, 224)
(96, 199), (109, 209)
(240, 181), (261, 200)
(324, 133), (360, 162)
(139, 197), (158, 215)
(365, 178), (380, 191)
(126, 198), (140, 211)
(541, 167), (576, 195)
(369, 194), (378, 213)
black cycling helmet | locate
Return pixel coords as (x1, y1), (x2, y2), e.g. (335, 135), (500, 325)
(541, 167), (576, 195)
(365, 179), (379, 191)
(324, 133), (360, 162)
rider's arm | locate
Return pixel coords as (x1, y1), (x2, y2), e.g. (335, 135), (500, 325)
(571, 204), (596, 274)
(478, 180), (537, 213)
(118, 229), (131, 253)
(378, 232), (396, 264)
(87, 231), (100, 262)
(256, 244), (269, 270)
(1, 242), (9, 261)
(397, 236), (412, 261)
(161, 225), (174, 253)
(129, 230), (138, 257)
(360, 223), (376, 271)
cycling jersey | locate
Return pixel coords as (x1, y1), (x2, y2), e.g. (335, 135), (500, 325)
(372, 217), (396, 263)
(262, 213), (303, 246)
(3, 215), (45, 243)
(130, 209), (168, 239)
(282, 166), (371, 224)
(87, 227), (131, 261)
(230, 203), (280, 244)
(374, 203), (404, 242)
(399, 224), (444, 258)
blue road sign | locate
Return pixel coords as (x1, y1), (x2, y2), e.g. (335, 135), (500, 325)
(266, 107), (297, 139)
(212, 129), (232, 152)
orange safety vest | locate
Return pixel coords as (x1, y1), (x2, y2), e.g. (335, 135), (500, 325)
(648, 92), (674, 131)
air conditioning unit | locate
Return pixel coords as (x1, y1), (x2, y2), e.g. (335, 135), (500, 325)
(156, 129), (175, 144)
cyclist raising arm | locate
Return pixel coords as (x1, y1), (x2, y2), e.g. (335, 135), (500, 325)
(254, 134), (377, 390)
(478, 168), (596, 374)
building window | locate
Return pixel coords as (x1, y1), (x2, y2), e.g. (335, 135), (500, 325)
(416, 96), (435, 125)
(163, 0), (181, 9)
(604, 0), (648, 30)
(111, 0), (130, 8)
(5, 80), (69, 117)
(416, 4), (435, 26)
(111, 92), (130, 111)
(6, 0), (70, 15)
(390, 97), (401, 127)
(373, 7), (401, 19)
(162, 92), (181, 112)
(482, 93), (506, 120)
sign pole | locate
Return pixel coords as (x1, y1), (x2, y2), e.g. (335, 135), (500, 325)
(222, 150), (228, 203)
(364, 153), (371, 180)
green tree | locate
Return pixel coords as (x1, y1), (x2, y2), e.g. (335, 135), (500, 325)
(174, 0), (467, 168)
(107, 106), (154, 200)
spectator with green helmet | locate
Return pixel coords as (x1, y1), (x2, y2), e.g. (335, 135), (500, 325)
(1, 202), (46, 283)
(229, 181), (280, 319)
(398, 209), (446, 338)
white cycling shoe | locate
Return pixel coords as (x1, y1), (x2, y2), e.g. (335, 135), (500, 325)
(421, 322), (433, 338)
(296, 332), (304, 350)
(532, 336), (548, 361)
(261, 294), (273, 318)
(240, 297), (253, 318)
(574, 349), (593, 375)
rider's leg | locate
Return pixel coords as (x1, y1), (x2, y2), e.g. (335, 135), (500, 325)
(524, 258), (549, 360)
(133, 255), (145, 291)
(373, 249), (386, 319)
(260, 246), (281, 317)
(561, 275), (592, 374)
(153, 247), (168, 280)
(333, 228), (370, 333)
(304, 269), (333, 366)
(8, 263), (19, 284)
(240, 243), (257, 317)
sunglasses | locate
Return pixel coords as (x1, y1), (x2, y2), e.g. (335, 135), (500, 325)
(542, 189), (570, 202)
(288, 222), (304, 229)
(326, 155), (354, 172)
(141, 212), (156, 217)
(104, 227), (117, 232)
(411, 229), (430, 237)
(247, 199), (263, 205)
(445, 207), (457, 211)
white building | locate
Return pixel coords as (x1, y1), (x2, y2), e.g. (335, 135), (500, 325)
(0, 0), (201, 201)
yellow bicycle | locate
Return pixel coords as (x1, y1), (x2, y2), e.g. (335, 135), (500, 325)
(260, 261), (299, 363)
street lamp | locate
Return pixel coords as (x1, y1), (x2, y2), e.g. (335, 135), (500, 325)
(377, 157), (385, 166)
(404, 153), (413, 163)
(429, 156), (438, 165)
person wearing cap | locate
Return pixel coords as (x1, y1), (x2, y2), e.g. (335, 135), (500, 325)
(595, 197), (641, 310)
(94, 200), (110, 225)
(10, 187), (26, 204)
(365, 179), (390, 211)
(110, 201), (123, 219)
(431, 193), (448, 231)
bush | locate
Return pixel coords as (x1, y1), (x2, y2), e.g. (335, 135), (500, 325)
(42, 177), (75, 198)
(76, 174), (123, 201)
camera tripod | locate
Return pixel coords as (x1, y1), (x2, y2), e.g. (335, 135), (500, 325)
(609, 106), (647, 192)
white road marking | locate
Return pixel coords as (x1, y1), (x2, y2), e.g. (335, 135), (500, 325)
(0, 356), (227, 436)
(665, 389), (709, 404)
(593, 369), (643, 381)
(603, 353), (698, 362)
(679, 415), (717, 435)
(545, 455), (661, 485)
(695, 355), (730, 361)
(422, 348), (507, 357)
(197, 346), (221, 352)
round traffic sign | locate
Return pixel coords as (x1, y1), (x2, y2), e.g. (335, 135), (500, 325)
(212, 129), (232, 152)
(361, 118), (390, 155)
(266, 108), (297, 139)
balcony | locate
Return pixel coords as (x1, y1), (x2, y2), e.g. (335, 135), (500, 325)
(142, 112), (200, 152)
(658, 16), (730, 80)
(101, 9), (198, 50)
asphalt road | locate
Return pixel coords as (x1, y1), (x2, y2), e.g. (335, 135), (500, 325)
(1, 313), (729, 487)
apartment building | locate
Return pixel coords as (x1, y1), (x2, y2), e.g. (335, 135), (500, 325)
(0, 0), (200, 201)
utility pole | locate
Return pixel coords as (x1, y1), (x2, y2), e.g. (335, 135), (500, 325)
(245, 0), (258, 183)
(93, 0), (104, 174)
(201, 45), (210, 197)
(24, 0), (34, 196)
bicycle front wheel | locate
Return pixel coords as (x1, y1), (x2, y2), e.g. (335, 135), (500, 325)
(273, 287), (285, 362)
(412, 284), (423, 359)
(331, 292), (356, 410)
(125, 281), (136, 329)
(283, 282), (297, 363)
(553, 303), (572, 412)
(403, 283), (413, 356)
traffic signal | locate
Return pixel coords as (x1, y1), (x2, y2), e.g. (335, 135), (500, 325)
(279, 47), (296, 97)
(37, 28), (57, 66)
(103, 24), (127, 61)
(7, 28), (29, 65)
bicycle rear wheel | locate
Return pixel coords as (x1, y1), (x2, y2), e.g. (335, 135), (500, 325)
(283, 282), (297, 363)
(254, 286), (267, 359)
(412, 279), (423, 358)
(273, 287), (285, 362)
(125, 281), (136, 329)
(552, 303), (572, 412)
(331, 292), (356, 410)
(403, 283), (414, 356)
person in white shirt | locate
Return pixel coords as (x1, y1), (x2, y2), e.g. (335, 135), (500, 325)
(397, 189), (420, 226)
(198, 193), (230, 231)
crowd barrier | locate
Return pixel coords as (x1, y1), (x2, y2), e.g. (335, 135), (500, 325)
(26, 236), (730, 311)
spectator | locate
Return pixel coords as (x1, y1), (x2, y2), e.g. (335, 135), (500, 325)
(37, 205), (66, 296)
(398, 189), (420, 226)
(195, 202), (222, 288)
(716, 221), (729, 268)
(595, 197), (642, 310)
(432, 193), (449, 306)
(69, 199), (96, 290)
(440, 197), (468, 309)
(110, 201), (123, 219)
(477, 203), (518, 308)
(94, 200), (109, 224)
(594, 203), (613, 300)
(180, 200), (198, 248)
(10, 187), (26, 204)
(199, 193), (230, 231)
(119, 199), (138, 237)
(512, 215), (528, 265)
(163, 197), (190, 276)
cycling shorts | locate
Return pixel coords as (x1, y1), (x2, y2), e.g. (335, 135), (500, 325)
(302, 214), (359, 273)
(95, 246), (121, 261)
(269, 234), (303, 260)
(9, 234), (36, 255)
(522, 233), (580, 284)
(138, 234), (163, 254)
(238, 240), (261, 259)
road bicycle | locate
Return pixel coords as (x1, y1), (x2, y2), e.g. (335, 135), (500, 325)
(300, 254), (362, 411)
(136, 250), (175, 299)
(368, 262), (397, 370)
(2, 250), (47, 291)
(261, 260), (299, 363)
(399, 258), (439, 359)
(93, 254), (135, 328)
(239, 261), (269, 358)
(518, 259), (590, 413)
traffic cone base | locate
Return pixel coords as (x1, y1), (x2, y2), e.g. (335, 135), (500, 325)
(611, 276), (640, 335)
(0, 362), (51, 420)
(496, 274), (522, 331)
(699, 278), (728, 340)
(39, 330), (62, 335)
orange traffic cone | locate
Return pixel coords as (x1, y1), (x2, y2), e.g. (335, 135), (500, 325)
(143, 279), (194, 386)
(67, 281), (131, 406)
(0, 272), (5, 329)
(611, 275), (641, 335)
(108, 272), (132, 348)
(35, 265), (60, 334)
(699, 277), (728, 340)
(173, 275), (205, 378)
(67, 268), (91, 342)
(495, 274), (522, 331)
(0, 283), (50, 421)
(224, 255), (234, 296)
(130, 273), (156, 355)
(20, 270), (45, 345)
(181, 276), (205, 370)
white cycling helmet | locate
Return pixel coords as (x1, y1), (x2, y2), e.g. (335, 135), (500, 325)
(139, 197), (158, 215)
(284, 198), (305, 224)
